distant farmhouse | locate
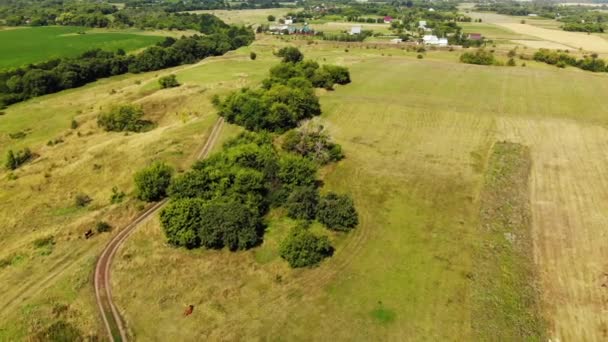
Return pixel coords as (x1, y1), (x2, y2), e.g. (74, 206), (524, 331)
(467, 33), (483, 40)
(350, 26), (362, 35)
(384, 16), (393, 24)
(423, 35), (448, 46)
(268, 24), (315, 35)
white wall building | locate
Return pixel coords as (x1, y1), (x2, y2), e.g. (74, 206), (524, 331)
(422, 35), (448, 46)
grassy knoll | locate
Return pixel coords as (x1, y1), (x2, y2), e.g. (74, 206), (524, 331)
(0, 44), (272, 340)
(110, 38), (608, 340)
(473, 141), (545, 340)
(0, 26), (163, 69)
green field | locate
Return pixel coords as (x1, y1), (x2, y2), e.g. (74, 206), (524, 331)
(1, 35), (608, 340)
(0, 26), (163, 69)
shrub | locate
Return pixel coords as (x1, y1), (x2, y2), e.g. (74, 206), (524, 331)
(286, 186), (319, 220)
(75, 193), (92, 207)
(282, 125), (344, 165)
(5, 148), (32, 170)
(278, 154), (317, 187)
(70, 119), (78, 129)
(160, 198), (204, 248)
(159, 74), (180, 88)
(276, 46), (304, 63)
(134, 162), (173, 202)
(268, 15), (276, 22)
(507, 58), (516, 66)
(417, 54), (423, 59)
(96, 221), (112, 233)
(460, 49), (495, 65)
(97, 105), (151, 132)
(110, 186), (126, 204)
(280, 226), (333, 268)
(250, 52), (257, 60)
(316, 192), (358, 231)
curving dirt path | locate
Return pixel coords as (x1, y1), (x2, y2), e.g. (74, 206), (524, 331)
(94, 117), (224, 342)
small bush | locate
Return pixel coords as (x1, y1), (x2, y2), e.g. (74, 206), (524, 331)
(75, 193), (92, 207)
(97, 104), (151, 132)
(159, 74), (180, 89)
(5, 148), (32, 170)
(110, 186), (126, 204)
(280, 226), (333, 268)
(417, 54), (423, 59)
(507, 58), (516, 66)
(250, 52), (257, 60)
(134, 162), (174, 202)
(96, 221), (112, 233)
(9, 131), (26, 139)
(316, 192), (358, 231)
(460, 49), (495, 65)
(276, 46), (303, 63)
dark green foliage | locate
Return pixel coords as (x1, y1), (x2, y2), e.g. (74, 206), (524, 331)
(250, 51), (257, 60)
(74, 193), (92, 207)
(8, 131), (26, 139)
(134, 162), (173, 202)
(317, 192), (359, 231)
(216, 50), (349, 132)
(279, 226), (333, 268)
(534, 48), (608, 73)
(5, 148), (32, 170)
(97, 105), (151, 132)
(159, 74), (180, 88)
(70, 119), (78, 129)
(286, 186), (319, 220)
(276, 46), (304, 63)
(268, 15), (276, 22)
(198, 197), (263, 250)
(278, 154), (317, 187)
(460, 49), (496, 65)
(96, 221), (112, 233)
(507, 58), (516, 67)
(160, 198), (205, 248)
(282, 125), (344, 165)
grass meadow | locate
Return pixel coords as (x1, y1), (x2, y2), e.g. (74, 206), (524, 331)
(2, 31), (608, 340)
(0, 26), (163, 69)
(108, 38), (608, 340)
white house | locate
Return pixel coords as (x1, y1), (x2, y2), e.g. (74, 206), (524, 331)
(350, 26), (362, 35)
(284, 18), (293, 25)
(418, 20), (427, 29)
(428, 8), (435, 12)
(422, 35), (448, 46)
(390, 38), (403, 44)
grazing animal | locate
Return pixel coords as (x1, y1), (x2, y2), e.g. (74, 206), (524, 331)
(84, 229), (94, 239)
(183, 305), (194, 317)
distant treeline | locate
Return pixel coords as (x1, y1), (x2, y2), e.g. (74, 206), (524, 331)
(533, 49), (608, 72)
(0, 26), (254, 107)
(0, 0), (287, 28)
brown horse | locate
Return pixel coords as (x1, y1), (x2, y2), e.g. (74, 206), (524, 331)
(183, 305), (194, 317)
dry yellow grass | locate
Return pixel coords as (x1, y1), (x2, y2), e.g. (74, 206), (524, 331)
(498, 117), (608, 341)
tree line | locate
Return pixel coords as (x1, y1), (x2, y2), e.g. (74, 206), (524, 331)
(134, 47), (358, 268)
(0, 25), (254, 108)
(533, 49), (608, 72)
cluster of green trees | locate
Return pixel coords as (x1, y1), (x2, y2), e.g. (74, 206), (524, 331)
(533, 49), (608, 72)
(214, 47), (350, 132)
(460, 49), (496, 65)
(0, 0), (117, 27)
(97, 105), (153, 132)
(5, 148), (32, 170)
(134, 47), (357, 267)
(0, 26), (254, 108)
(563, 22), (604, 33)
(159, 74), (180, 88)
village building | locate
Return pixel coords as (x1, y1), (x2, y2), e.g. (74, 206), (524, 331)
(423, 35), (448, 46)
(384, 16), (393, 24)
(350, 26), (362, 35)
(467, 33), (483, 40)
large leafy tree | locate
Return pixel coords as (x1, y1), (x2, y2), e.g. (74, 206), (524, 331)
(134, 162), (174, 202)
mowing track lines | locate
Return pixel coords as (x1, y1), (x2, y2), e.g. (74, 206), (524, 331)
(95, 117), (224, 342)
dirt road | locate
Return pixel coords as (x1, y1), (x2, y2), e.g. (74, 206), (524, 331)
(94, 117), (224, 341)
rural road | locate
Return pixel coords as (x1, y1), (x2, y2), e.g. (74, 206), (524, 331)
(94, 117), (224, 342)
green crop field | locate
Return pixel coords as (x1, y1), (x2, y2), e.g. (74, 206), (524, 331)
(2, 34), (608, 341)
(0, 26), (163, 69)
